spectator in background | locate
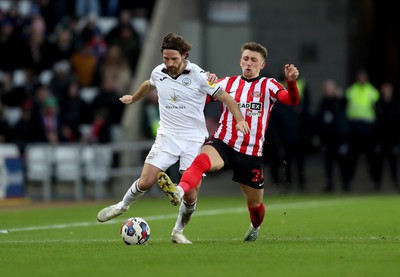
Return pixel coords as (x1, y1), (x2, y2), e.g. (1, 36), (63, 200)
(35, 95), (60, 144)
(24, 14), (57, 74)
(70, 42), (98, 87)
(89, 107), (111, 143)
(78, 13), (102, 44)
(51, 27), (75, 62)
(49, 60), (74, 102)
(105, 14), (141, 73)
(265, 70), (310, 193)
(89, 29), (108, 60)
(91, 77), (124, 125)
(374, 82), (400, 192)
(316, 79), (350, 192)
(35, 0), (57, 35)
(12, 100), (36, 155)
(100, 45), (132, 96)
(105, 9), (133, 44)
(345, 69), (380, 191)
(59, 79), (91, 138)
(0, 17), (23, 72)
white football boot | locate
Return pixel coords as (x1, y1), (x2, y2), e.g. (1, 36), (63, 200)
(243, 224), (260, 242)
(97, 201), (129, 222)
(171, 230), (192, 244)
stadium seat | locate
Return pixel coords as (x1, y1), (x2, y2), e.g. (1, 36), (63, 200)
(53, 144), (84, 200)
(53, 144), (83, 200)
(0, 143), (20, 159)
(81, 144), (113, 199)
(25, 144), (53, 201)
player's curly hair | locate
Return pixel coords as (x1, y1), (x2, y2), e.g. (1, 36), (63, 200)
(160, 33), (192, 58)
(241, 42), (268, 60)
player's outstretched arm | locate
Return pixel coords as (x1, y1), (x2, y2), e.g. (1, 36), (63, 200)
(215, 90), (250, 134)
(119, 80), (155, 105)
(277, 64), (300, 106)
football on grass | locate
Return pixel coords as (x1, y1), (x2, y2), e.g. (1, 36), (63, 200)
(120, 217), (151, 245)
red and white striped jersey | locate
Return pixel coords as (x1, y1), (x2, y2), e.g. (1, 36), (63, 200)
(214, 75), (285, 157)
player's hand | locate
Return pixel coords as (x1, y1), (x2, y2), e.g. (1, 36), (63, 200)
(236, 120), (250, 134)
(119, 95), (134, 104)
(206, 72), (218, 84)
(284, 64), (299, 81)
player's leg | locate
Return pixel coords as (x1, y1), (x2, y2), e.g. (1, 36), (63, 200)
(170, 186), (200, 244)
(158, 144), (223, 203)
(97, 164), (161, 222)
(233, 154), (265, 242)
(169, 139), (204, 243)
(241, 184), (265, 242)
(98, 134), (177, 222)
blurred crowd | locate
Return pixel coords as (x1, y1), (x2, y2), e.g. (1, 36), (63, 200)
(0, 0), (155, 153)
(1, 1), (399, 195)
(264, 69), (400, 194)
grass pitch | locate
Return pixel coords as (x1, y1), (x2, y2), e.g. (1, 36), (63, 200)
(0, 195), (399, 277)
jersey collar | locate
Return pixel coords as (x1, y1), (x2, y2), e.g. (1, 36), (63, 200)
(241, 75), (262, 82)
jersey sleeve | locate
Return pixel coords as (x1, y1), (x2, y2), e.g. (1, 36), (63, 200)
(276, 78), (300, 105)
(198, 70), (222, 97)
(149, 69), (157, 87)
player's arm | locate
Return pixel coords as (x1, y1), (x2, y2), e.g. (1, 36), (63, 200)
(215, 90), (250, 134)
(276, 64), (300, 105)
(120, 80), (155, 105)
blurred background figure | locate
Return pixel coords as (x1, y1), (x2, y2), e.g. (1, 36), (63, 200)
(99, 45), (132, 96)
(373, 81), (400, 192)
(315, 79), (350, 193)
(265, 69), (311, 193)
(75, 0), (100, 18)
(344, 69), (380, 191)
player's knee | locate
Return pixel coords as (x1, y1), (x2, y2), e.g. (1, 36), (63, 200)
(183, 189), (198, 203)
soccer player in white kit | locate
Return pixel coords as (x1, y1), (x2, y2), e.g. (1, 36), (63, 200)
(97, 33), (249, 243)
(158, 42), (300, 242)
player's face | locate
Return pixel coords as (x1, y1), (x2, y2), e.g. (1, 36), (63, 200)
(240, 50), (266, 79)
(162, 49), (186, 77)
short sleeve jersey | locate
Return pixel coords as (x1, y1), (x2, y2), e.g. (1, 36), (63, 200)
(214, 75), (284, 156)
(150, 60), (221, 142)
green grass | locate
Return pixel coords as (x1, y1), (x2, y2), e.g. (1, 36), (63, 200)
(1, 195), (399, 277)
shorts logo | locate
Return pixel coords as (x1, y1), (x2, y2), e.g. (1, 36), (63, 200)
(182, 77), (191, 86)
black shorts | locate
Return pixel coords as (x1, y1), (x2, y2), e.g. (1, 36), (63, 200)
(205, 138), (264, 189)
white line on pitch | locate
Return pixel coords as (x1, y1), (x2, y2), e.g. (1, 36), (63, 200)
(0, 198), (362, 234)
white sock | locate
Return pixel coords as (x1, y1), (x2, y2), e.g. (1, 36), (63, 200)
(120, 179), (145, 207)
(177, 186), (184, 199)
(173, 200), (196, 233)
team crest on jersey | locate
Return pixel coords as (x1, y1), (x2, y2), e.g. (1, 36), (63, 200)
(182, 77), (191, 86)
(252, 91), (261, 97)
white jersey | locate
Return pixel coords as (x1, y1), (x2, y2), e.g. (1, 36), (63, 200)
(150, 60), (221, 142)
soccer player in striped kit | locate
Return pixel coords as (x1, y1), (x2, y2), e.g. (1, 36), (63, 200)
(158, 42), (300, 242)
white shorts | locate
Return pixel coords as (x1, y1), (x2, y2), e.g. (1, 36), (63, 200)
(145, 133), (204, 172)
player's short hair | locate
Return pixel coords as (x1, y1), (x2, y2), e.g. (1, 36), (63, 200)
(241, 42), (268, 60)
(160, 33), (192, 58)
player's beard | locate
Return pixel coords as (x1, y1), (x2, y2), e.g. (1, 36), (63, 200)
(167, 60), (185, 76)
